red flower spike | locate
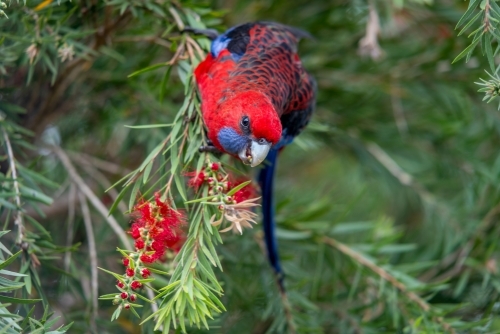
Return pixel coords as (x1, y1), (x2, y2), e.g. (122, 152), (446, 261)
(122, 258), (130, 267)
(131, 281), (142, 290)
(124, 304), (131, 309)
(129, 294), (137, 302)
(141, 268), (151, 278)
(126, 268), (135, 277)
(211, 163), (219, 171)
(120, 292), (128, 299)
(117, 281), (125, 289)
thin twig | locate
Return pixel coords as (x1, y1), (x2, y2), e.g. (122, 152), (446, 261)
(77, 161), (128, 214)
(323, 236), (430, 311)
(323, 236), (457, 334)
(51, 145), (132, 250)
(67, 150), (131, 175)
(2, 128), (24, 244)
(358, 2), (383, 60)
(187, 36), (205, 60)
(114, 35), (172, 48)
(78, 191), (98, 333)
(168, 7), (185, 31)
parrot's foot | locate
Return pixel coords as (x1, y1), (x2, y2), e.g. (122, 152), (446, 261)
(199, 140), (221, 154)
(182, 27), (219, 40)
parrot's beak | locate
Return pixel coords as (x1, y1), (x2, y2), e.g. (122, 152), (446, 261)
(238, 140), (271, 167)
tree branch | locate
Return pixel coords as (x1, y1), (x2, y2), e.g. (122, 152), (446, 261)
(50, 145), (132, 250)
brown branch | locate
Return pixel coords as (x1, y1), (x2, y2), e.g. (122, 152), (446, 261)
(67, 151), (131, 175)
(358, 2), (384, 60)
(24, 10), (133, 135)
(51, 145), (132, 250)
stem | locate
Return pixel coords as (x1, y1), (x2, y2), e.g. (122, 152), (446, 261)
(2, 128), (24, 244)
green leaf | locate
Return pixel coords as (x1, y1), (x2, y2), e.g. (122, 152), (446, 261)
(0, 250), (22, 270)
(226, 180), (252, 196)
(143, 162), (153, 184)
(452, 34), (482, 63)
(0, 295), (41, 304)
(159, 66), (173, 103)
(456, 0), (481, 29)
(128, 63), (169, 78)
(124, 124), (173, 129)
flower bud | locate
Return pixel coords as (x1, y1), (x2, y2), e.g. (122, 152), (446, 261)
(117, 280), (125, 289)
(141, 268), (151, 278)
(124, 303), (131, 309)
(129, 294), (137, 302)
(131, 281), (142, 290)
(126, 268), (135, 277)
(211, 163), (219, 171)
(122, 258), (130, 266)
(113, 298), (120, 305)
(120, 292), (128, 299)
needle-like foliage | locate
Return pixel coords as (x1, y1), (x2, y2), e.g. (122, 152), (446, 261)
(2, 0), (500, 333)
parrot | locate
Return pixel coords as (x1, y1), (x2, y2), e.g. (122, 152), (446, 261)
(193, 21), (316, 289)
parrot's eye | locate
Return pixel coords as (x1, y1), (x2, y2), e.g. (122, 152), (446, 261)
(258, 138), (267, 145)
(240, 116), (250, 129)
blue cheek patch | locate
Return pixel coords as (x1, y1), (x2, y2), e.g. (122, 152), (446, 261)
(218, 127), (248, 155)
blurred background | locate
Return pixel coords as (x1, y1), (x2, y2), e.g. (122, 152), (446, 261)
(2, 0), (500, 333)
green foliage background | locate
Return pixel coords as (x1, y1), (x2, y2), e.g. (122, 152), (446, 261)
(1, 0), (500, 333)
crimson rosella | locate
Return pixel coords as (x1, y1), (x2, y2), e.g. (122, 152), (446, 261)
(193, 21), (316, 287)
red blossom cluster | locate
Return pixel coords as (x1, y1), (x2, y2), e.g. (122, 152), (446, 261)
(112, 193), (185, 310)
(186, 162), (256, 204)
(129, 192), (185, 262)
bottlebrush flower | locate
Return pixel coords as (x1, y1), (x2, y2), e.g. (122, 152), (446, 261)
(129, 192), (185, 263)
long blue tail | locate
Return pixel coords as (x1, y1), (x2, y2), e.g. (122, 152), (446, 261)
(258, 148), (284, 290)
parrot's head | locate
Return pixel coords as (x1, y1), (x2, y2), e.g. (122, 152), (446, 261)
(206, 91), (282, 167)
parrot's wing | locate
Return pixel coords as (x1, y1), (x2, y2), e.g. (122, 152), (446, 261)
(278, 71), (316, 147)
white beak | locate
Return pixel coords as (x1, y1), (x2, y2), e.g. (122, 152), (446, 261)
(238, 140), (272, 167)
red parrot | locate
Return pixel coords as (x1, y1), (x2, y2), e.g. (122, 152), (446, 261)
(193, 22), (316, 287)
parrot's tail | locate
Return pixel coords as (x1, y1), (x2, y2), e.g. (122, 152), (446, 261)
(258, 148), (285, 292)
